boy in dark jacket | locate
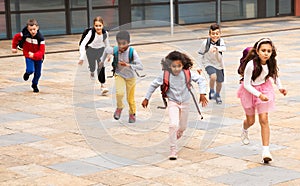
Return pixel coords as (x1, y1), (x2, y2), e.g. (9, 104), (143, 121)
(12, 18), (45, 93)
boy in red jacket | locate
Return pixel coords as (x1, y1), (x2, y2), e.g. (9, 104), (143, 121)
(12, 19), (45, 93)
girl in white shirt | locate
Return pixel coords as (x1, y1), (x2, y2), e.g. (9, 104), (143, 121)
(237, 38), (287, 163)
(78, 16), (110, 95)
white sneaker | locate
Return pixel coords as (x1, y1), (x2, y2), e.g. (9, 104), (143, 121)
(90, 72), (95, 80)
(101, 87), (109, 95)
(241, 130), (250, 145)
(262, 151), (273, 163)
(168, 147), (177, 160)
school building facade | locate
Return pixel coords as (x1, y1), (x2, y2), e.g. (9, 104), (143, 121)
(0, 0), (299, 39)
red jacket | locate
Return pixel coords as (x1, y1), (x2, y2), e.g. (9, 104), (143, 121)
(12, 29), (45, 61)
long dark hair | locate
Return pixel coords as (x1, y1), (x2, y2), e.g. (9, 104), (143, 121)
(161, 51), (193, 71)
(240, 38), (278, 81)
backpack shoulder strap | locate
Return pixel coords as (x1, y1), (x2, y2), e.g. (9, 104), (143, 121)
(86, 28), (96, 46)
(204, 38), (211, 54)
(112, 46), (119, 68)
(128, 47), (134, 64)
(161, 70), (170, 98)
(183, 69), (192, 90)
(102, 29), (107, 42)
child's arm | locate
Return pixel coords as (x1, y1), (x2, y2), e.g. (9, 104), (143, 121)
(32, 40), (45, 60)
(197, 39), (207, 55)
(11, 33), (22, 53)
(104, 31), (110, 48)
(191, 71), (208, 107)
(214, 38), (226, 52)
(128, 50), (143, 71)
(274, 77), (287, 96)
(142, 73), (163, 108)
(78, 30), (92, 64)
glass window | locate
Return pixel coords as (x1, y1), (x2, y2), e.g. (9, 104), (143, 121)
(92, 8), (119, 29)
(0, 15), (6, 39)
(279, 0), (292, 15)
(0, 0), (5, 11)
(71, 10), (87, 33)
(222, 0), (257, 21)
(266, 0), (276, 17)
(71, 0), (86, 8)
(93, 0), (118, 6)
(131, 0), (169, 4)
(10, 0), (65, 11)
(179, 2), (215, 24)
(11, 12), (66, 35)
(132, 5), (170, 22)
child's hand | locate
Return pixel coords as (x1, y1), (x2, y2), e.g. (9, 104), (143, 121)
(210, 47), (217, 53)
(197, 69), (202, 74)
(28, 52), (34, 58)
(142, 99), (148, 108)
(279, 89), (287, 96)
(105, 54), (113, 63)
(12, 49), (17, 53)
(119, 61), (130, 67)
(259, 94), (269, 101)
(199, 94), (208, 107)
(78, 60), (83, 65)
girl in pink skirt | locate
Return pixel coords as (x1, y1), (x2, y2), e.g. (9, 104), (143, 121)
(237, 38), (287, 163)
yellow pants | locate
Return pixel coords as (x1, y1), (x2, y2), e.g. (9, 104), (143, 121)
(115, 75), (136, 114)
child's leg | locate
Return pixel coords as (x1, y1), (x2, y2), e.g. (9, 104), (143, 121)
(168, 101), (180, 151)
(115, 75), (126, 109)
(125, 77), (136, 115)
(98, 67), (106, 86)
(86, 47), (97, 73)
(177, 102), (190, 139)
(258, 113), (270, 146)
(215, 69), (224, 95)
(205, 66), (217, 99)
(25, 58), (35, 74)
(32, 60), (43, 86)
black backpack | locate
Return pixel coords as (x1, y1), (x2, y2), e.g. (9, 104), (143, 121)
(79, 28), (107, 49)
(198, 38), (222, 55)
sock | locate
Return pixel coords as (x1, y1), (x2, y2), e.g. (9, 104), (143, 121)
(215, 92), (220, 97)
(209, 89), (215, 94)
(242, 127), (248, 132)
(262, 146), (270, 152)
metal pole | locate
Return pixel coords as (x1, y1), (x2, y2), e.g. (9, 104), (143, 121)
(87, 0), (93, 27)
(170, 0), (174, 35)
(216, 0), (221, 24)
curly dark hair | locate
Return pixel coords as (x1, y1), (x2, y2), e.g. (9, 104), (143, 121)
(239, 38), (278, 81)
(161, 51), (193, 71)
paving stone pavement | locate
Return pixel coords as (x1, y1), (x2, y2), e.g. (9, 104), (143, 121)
(0, 16), (300, 185)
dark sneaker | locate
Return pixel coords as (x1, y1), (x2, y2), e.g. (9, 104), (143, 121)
(128, 114), (136, 123)
(262, 151), (272, 164)
(113, 108), (122, 120)
(31, 84), (39, 93)
(209, 91), (215, 100)
(23, 73), (30, 81)
(216, 96), (222, 104)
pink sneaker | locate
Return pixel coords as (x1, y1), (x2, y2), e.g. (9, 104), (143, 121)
(168, 147), (177, 160)
(113, 108), (122, 120)
(129, 114), (136, 123)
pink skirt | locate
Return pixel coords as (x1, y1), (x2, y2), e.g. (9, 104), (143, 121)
(237, 79), (275, 115)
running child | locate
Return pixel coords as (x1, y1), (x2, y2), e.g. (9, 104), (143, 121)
(142, 51), (208, 160)
(237, 38), (287, 163)
(78, 16), (110, 95)
(101, 30), (143, 123)
(11, 18), (45, 93)
(198, 23), (226, 104)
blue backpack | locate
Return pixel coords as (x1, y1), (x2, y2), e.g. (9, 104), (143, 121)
(112, 46), (134, 75)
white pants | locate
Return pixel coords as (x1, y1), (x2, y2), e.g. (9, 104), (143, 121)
(168, 101), (190, 150)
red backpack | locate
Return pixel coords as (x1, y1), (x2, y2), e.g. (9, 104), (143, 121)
(159, 69), (203, 119)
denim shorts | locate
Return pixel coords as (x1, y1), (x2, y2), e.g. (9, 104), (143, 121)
(205, 66), (224, 83)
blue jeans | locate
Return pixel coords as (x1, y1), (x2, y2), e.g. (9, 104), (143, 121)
(25, 58), (43, 85)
